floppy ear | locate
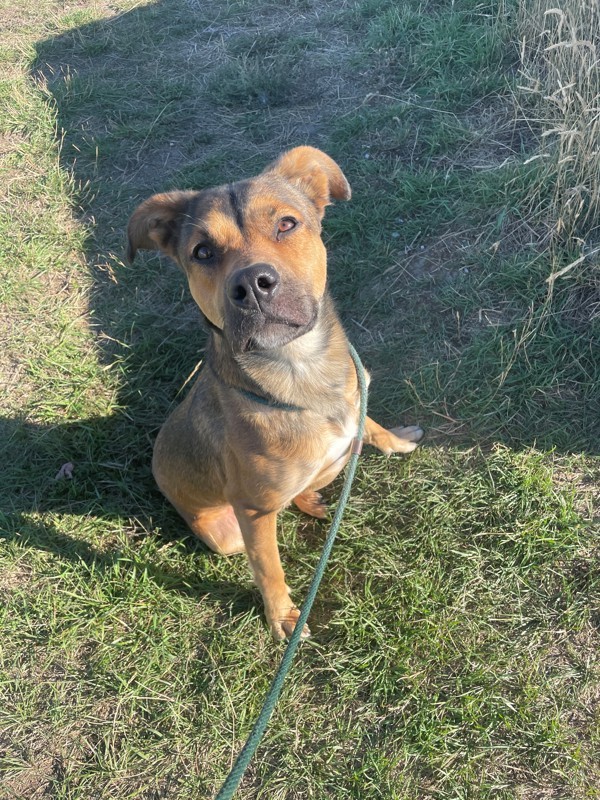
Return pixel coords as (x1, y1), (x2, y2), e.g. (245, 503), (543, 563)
(127, 190), (196, 263)
(263, 146), (351, 218)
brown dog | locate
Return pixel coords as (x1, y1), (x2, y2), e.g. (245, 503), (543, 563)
(127, 147), (423, 639)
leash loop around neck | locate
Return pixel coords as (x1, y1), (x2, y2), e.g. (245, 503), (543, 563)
(214, 343), (368, 800)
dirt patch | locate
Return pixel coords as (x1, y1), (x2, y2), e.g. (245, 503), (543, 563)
(0, 748), (56, 800)
(0, 564), (34, 595)
(31, 1), (377, 195)
(0, 718), (87, 800)
(553, 463), (600, 522)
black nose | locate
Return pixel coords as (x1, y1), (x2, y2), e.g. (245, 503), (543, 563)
(228, 264), (280, 310)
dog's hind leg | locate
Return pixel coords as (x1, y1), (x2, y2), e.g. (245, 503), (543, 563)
(174, 503), (246, 555)
(364, 417), (424, 454)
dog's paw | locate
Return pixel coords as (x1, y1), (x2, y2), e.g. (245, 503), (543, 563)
(384, 425), (424, 454)
(293, 490), (328, 519)
(268, 605), (311, 641)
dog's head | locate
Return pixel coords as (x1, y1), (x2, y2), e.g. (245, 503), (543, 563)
(127, 147), (351, 353)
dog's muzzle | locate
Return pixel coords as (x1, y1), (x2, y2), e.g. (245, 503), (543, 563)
(224, 263), (318, 352)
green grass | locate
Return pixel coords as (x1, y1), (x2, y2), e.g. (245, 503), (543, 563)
(1, 0), (599, 798)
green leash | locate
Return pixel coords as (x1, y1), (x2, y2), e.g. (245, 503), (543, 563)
(214, 343), (368, 800)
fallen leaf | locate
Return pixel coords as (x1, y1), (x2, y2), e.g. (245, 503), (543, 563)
(54, 462), (74, 481)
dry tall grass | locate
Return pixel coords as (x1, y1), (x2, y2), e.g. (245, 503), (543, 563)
(517, 0), (600, 268)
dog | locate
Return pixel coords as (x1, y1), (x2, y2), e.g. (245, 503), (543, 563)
(127, 147), (423, 640)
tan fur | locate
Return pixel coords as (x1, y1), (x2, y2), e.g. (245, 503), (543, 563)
(128, 147), (423, 640)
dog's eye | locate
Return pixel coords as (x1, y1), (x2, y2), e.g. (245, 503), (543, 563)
(277, 217), (297, 238)
(192, 243), (214, 261)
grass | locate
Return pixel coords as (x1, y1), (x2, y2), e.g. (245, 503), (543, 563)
(517, 0), (600, 246)
(1, 0), (599, 798)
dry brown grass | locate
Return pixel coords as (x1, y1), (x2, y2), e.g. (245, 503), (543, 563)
(517, 0), (600, 259)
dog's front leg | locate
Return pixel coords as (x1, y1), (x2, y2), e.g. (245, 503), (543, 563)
(233, 505), (310, 640)
(363, 416), (424, 454)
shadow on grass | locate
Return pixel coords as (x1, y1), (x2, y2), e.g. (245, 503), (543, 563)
(0, 414), (258, 614)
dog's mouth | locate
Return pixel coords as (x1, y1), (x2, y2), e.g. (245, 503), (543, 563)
(225, 296), (319, 353)
(243, 309), (318, 352)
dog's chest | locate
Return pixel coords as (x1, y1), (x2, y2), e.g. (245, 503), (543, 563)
(322, 415), (356, 466)
(303, 403), (358, 489)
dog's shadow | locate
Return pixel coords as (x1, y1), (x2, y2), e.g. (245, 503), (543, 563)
(1, 413), (258, 614)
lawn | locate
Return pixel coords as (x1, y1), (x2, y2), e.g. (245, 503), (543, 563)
(1, 0), (598, 798)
